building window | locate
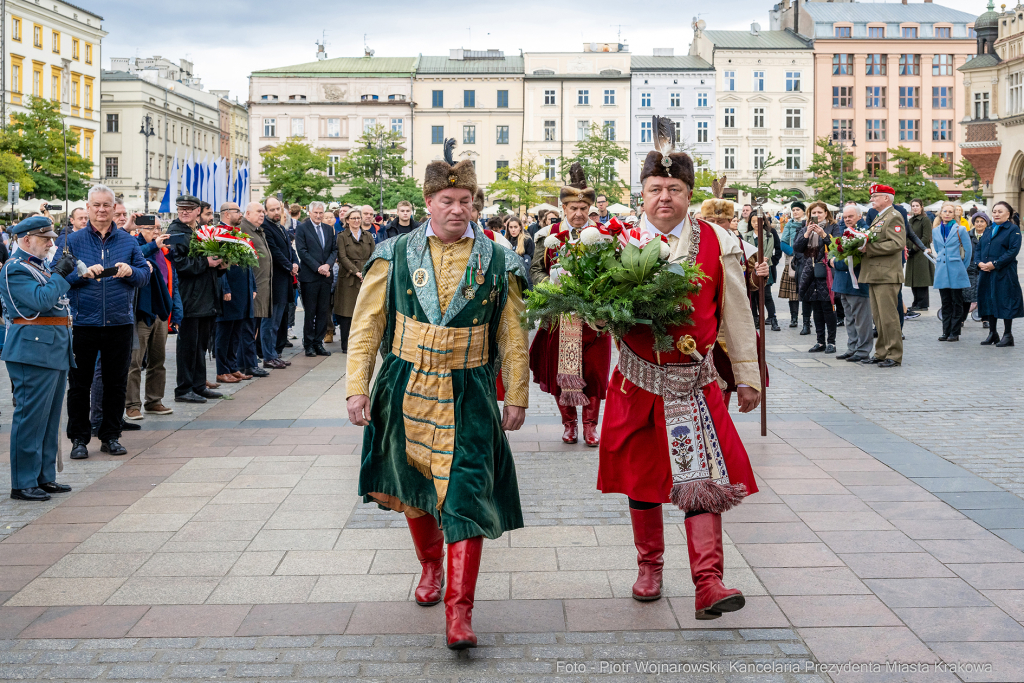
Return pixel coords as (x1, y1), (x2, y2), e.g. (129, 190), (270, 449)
(106, 113), (119, 133)
(932, 152), (953, 175)
(723, 107), (735, 128)
(752, 71), (765, 91)
(84, 82), (91, 110)
(51, 30), (59, 54)
(865, 119), (886, 141)
(640, 92), (651, 107)
(496, 125), (509, 144)
(360, 94), (379, 102)
(11, 62), (20, 94)
(752, 107), (765, 128)
(835, 26), (851, 38)
(327, 118), (340, 137)
(868, 26), (885, 38)
(899, 54), (921, 76)
(899, 86), (920, 108)
(462, 125), (476, 144)
(492, 160), (509, 180)
(674, 121), (682, 142)
(464, 90), (475, 108)
(72, 38), (79, 60)
(753, 148), (766, 170)
(724, 70), (735, 91)
(33, 24), (41, 48)
(32, 67), (40, 96)
(696, 120), (709, 143)
(832, 119), (853, 141)
(85, 43), (92, 64)
(935, 27), (951, 39)
(866, 86), (886, 108)
(932, 119), (952, 141)
(578, 89), (589, 105)
(865, 54), (887, 76)
(11, 17), (20, 42)
(670, 92), (681, 107)
(785, 108), (802, 129)
(287, 94), (306, 102)
(603, 89), (615, 105)
(362, 118), (375, 133)
(603, 120), (616, 141)
(104, 157), (118, 178)
(697, 92), (708, 107)
(545, 158), (557, 180)
(640, 120), (652, 143)
(497, 90), (509, 108)
(391, 118), (403, 136)
(899, 119), (920, 141)
(432, 90), (443, 107)
(932, 86), (952, 108)
(786, 71), (801, 92)
(975, 92), (991, 119)
(544, 89), (556, 105)
(833, 86), (853, 108)
(577, 120), (590, 141)
(723, 147), (736, 171)
(932, 54), (953, 76)
(327, 155), (340, 177)
(263, 118), (275, 137)
(902, 26), (918, 38)
(1010, 72), (1024, 115)
(865, 152), (886, 177)
(260, 95), (278, 102)
(786, 148), (802, 171)
(833, 54), (853, 75)
(544, 120), (556, 141)
(431, 126), (444, 144)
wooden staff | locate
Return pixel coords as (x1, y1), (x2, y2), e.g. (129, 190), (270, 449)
(755, 205), (767, 437)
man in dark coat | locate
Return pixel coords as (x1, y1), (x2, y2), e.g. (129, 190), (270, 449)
(382, 201), (420, 240)
(295, 201), (337, 356)
(260, 197), (298, 369)
(213, 203), (259, 384)
(167, 195), (225, 403)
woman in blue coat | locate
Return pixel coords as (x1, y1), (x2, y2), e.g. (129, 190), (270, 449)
(977, 201), (1024, 347)
(931, 202), (973, 342)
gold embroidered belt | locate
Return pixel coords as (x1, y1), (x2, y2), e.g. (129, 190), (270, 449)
(391, 312), (489, 509)
(617, 343), (718, 400)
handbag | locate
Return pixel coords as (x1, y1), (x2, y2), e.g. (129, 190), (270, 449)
(813, 260), (827, 279)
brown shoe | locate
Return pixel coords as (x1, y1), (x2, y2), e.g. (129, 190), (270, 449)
(232, 371), (252, 380)
(206, 380), (221, 389)
(146, 403), (174, 415)
(125, 408), (144, 421)
(216, 373), (241, 384)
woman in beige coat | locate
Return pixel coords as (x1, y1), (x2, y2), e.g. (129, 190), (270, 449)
(334, 208), (376, 353)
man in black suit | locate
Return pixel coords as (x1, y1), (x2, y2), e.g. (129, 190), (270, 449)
(294, 201), (337, 357)
(260, 197), (299, 369)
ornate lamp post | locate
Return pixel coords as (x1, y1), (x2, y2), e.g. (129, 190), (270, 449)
(139, 114), (155, 212)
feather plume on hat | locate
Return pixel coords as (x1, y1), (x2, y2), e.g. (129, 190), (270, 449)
(640, 115), (695, 189)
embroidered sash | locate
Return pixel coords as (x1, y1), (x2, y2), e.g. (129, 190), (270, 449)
(555, 314), (588, 406)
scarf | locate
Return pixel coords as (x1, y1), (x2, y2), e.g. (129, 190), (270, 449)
(941, 220), (954, 242)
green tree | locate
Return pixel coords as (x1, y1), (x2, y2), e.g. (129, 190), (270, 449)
(691, 168), (719, 204)
(0, 96), (91, 200)
(261, 138), (334, 205)
(874, 146), (948, 204)
(806, 137), (867, 205)
(953, 157), (984, 202)
(336, 124), (422, 212)
(487, 155), (558, 214)
(731, 152), (801, 203)
(0, 150), (36, 197)
(559, 123), (630, 200)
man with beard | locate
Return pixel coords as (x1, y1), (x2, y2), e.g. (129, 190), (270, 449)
(260, 197), (298, 369)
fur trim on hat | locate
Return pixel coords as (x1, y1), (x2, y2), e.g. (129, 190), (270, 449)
(423, 139), (478, 198)
(639, 116), (696, 189)
(700, 199), (734, 221)
(473, 188), (485, 213)
(559, 162), (597, 206)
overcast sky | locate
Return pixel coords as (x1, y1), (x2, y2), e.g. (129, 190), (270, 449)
(94, 0), (986, 99)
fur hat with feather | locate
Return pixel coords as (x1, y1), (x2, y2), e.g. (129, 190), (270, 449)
(639, 116), (695, 190)
(423, 138), (478, 198)
(559, 162), (597, 206)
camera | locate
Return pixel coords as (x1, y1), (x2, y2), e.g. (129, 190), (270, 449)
(135, 215), (156, 226)
(46, 204), (63, 212)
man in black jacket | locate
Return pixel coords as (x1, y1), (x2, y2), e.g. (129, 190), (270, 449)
(260, 197), (298, 369)
(382, 200), (419, 240)
(295, 201), (337, 356)
(166, 194), (224, 403)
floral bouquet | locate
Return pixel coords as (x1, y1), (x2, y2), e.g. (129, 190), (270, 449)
(525, 223), (706, 351)
(188, 225), (259, 268)
(828, 226), (878, 267)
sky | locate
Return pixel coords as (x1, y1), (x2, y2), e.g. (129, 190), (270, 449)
(93, 0), (987, 99)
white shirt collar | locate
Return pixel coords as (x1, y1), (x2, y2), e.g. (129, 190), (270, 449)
(640, 213), (689, 240)
(425, 219), (475, 240)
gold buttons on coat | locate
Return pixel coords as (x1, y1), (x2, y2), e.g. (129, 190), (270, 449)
(407, 289), (413, 295)
(473, 318), (478, 324)
(481, 300), (488, 306)
(412, 315), (417, 321)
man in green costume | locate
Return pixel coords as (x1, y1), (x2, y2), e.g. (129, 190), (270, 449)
(346, 138), (530, 650)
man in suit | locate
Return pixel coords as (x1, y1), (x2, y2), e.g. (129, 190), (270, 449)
(859, 184), (906, 368)
(260, 197), (298, 369)
(295, 201), (337, 357)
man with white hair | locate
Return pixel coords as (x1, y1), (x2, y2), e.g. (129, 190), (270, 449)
(859, 184), (906, 367)
(295, 200), (337, 356)
(831, 204), (874, 363)
(239, 202), (271, 378)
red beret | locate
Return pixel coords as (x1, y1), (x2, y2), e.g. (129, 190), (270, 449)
(870, 183), (895, 196)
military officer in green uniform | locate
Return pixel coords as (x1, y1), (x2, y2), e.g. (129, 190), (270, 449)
(859, 183), (906, 368)
(346, 139), (529, 650)
(1, 216), (78, 501)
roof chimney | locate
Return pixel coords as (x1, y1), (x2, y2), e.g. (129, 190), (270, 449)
(653, 47), (674, 57)
(751, 21), (761, 35)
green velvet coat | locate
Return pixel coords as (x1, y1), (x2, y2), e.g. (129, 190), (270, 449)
(357, 226), (526, 543)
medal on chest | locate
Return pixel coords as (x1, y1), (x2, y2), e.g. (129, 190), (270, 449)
(462, 264), (475, 300)
(412, 268), (429, 288)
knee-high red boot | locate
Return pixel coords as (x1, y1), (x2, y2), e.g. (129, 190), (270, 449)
(582, 398), (601, 447)
(406, 513), (444, 606)
(629, 506), (664, 601)
(685, 512), (745, 620)
(558, 404), (578, 444)
(444, 536), (483, 650)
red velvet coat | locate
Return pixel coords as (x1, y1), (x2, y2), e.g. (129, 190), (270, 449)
(529, 322), (611, 401)
(597, 220), (758, 504)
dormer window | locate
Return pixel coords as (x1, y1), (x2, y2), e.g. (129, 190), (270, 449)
(388, 94), (406, 101)
(834, 25), (851, 38)
(935, 26), (951, 39)
(261, 95), (279, 102)
(361, 94), (379, 101)
(288, 95), (306, 101)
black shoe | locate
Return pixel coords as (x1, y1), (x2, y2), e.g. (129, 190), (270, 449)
(799, 323), (811, 336)
(305, 347), (317, 357)
(284, 340), (294, 348)
(878, 359), (901, 368)
(860, 357), (883, 365)
(246, 367), (270, 378)
(39, 481), (72, 493)
(847, 354), (868, 363)
(100, 439), (127, 456)
(769, 317), (781, 332)
(121, 419), (142, 431)
(197, 388), (223, 399)
(11, 487), (50, 501)
(938, 335), (949, 342)
(946, 335), (959, 342)
(174, 391), (208, 404)
(904, 311), (921, 320)
(808, 343), (826, 352)
(996, 333), (1014, 348)
(91, 426), (99, 437)
(836, 319), (845, 327)
(70, 439), (89, 459)
(836, 351), (854, 360)
(315, 344), (332, 357)
(825, 344), (836, 354)
(981, 330), (1000, 345)
(789, 318), (798, 328)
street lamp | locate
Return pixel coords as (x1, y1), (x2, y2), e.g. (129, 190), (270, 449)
(139, 114), (155, 213)
(829, 132), (856, 207)
(365, 129), (397, 218)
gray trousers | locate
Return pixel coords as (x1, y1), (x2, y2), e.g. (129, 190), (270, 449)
(839, 293), (873, 358)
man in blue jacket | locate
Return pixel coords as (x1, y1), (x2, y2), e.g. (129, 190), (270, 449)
(61, 185), (149, 459)
(214, 203), (258, 383)
(1, 217), (77, 501)
(832, 205), (873, 363)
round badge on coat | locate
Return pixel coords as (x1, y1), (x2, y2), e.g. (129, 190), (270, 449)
(412, 268), (429, 287)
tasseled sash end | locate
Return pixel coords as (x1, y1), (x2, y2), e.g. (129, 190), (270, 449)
(556, 373), (590, 406)
(670, 480), (747, 514)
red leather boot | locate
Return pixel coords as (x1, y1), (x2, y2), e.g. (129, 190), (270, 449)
(406, 513), (444, 606)
(582, 398), (601, 447)
(445, 536), (483, 650)
(558, 404), (578, 444)
(630, 506), (664, 601)
(685, 512), (745, 620)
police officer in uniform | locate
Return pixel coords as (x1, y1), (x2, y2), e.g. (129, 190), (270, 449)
(859, 184), (906, 368)
(0, 216), (78, 501)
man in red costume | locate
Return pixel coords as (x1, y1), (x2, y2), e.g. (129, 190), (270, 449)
(598, 117), (762, 620)
(529, 163), (612, 447)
